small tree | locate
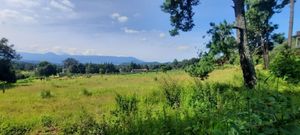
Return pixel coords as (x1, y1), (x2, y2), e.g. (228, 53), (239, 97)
(36, 61), (57, 77)
(186, 53), (214, 80)
(63, 58), (80, 74)
(85, 63), (99, 74)
(0, 38), (20, 83)
(246, 0), (289, 69)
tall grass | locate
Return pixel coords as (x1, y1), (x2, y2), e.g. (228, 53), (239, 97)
(1, 69), (300, 134)
(97, 79), (300, 135)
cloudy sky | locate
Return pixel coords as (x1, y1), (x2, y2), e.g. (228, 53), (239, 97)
(0, 0), (299, 62)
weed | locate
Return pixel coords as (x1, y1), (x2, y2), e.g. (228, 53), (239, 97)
(40, 90), (53, 99)
(161, 78), (181, 108)
(81, 88), (92, 96)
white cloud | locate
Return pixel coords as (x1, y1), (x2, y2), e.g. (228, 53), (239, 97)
(118, 16), (128, 23)
(61, 0), (75, 8)
(22, 45), (102, 56)
(4, 0), (41, 8)
(50, 0), (74, 12)
(111, 12), (128, 23)
(0, 0), (78, 25)
(176, 45), (191, 51)
(111, 13), (120, 19)
(122, 27), (140, 34)
(159, 33), (166, 38)
(0, 9), (38, 24)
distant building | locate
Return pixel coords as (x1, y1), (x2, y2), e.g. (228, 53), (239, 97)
(296, 31), (300, 48)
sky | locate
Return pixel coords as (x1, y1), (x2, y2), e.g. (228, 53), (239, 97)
(0, 0), (299, 62)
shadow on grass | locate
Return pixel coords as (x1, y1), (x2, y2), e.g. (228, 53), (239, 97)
(0, 83), (16, 93)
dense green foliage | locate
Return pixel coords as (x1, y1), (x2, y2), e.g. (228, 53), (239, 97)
(56, 79), (300, 135)
(161, 0), (200, 36)
(162, 0), (258, 88)
(63, 58), (80, 74)
(206, 21), (236, 64)
(36, 61), (57, 77)
(246, 0), (289, 69)
(186, 53), (215, 80)
(161, 78), (182, 108)
(0, 38), (20, 83)
(270, 46), (300, 84)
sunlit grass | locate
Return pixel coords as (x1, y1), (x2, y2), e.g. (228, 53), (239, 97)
(1, 66), (299, 134)
(0, 70), (192, 123)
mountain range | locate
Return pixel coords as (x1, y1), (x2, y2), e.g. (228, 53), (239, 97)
(18, 52), (147, 65)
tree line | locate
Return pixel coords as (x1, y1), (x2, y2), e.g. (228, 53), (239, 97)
(31, 58), (198, 77)
(0, 38), (200, 82)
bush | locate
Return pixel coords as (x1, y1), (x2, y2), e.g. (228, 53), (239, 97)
(161, 65), (172, 73)
(40, 90), (53, 99)
(270, 46), (300, 84)
(101, 80), (300, 134)
(15, 72), (28, 80)
(36, 61), (57, 77)
(0, 122), (32, 135)
(41, 115), (54, 128)
(186, 53), (215, 80)
(161, 79), (181, 108)
(62, 111), (103, 135)
(114, 94), (138, 114)
(81, 88), (92, 96)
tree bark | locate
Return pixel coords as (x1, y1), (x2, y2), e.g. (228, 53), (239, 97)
(262, 36), (269, 69)
(233, 0), (257, 88)
(288, 0), (295, 47)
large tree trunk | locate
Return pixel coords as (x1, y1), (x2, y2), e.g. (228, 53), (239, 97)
(288, 0), (295, 47)
(261, 36), (269, 69)
(233, 0), (257, 88)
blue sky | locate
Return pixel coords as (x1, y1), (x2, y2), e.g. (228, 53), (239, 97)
(0, 0), (299, 62)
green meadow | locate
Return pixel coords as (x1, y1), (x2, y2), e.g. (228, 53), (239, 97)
(1, 66), (300, 134)
(1, 68), (238, 120)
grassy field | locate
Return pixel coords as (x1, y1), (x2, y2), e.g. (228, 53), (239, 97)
(1, 66), (300, 134)
(0, 71), (191, 124)
(0, 68), (238, 117)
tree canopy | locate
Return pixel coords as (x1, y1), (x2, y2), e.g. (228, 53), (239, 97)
(0, 38), (20, 83)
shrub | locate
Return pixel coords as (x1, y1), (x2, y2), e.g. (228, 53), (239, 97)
(161, 65), (172, 73)
(114, 94), (138, 114)
(81, 88), (92, 96)
(15, 72), (28, 80)
(0, 122), (32, 135)
(40, 90), (53, 99)
(41, 115), (54, 128)
(38, 115), (58, 134)
(62, 111), (103, 135)
(161, 79), (181, 108)
(186, 53), (215, 80)
(270, 46), (300, 84)
(98, 80), (300, 134)
(36, 61), (57, 77)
